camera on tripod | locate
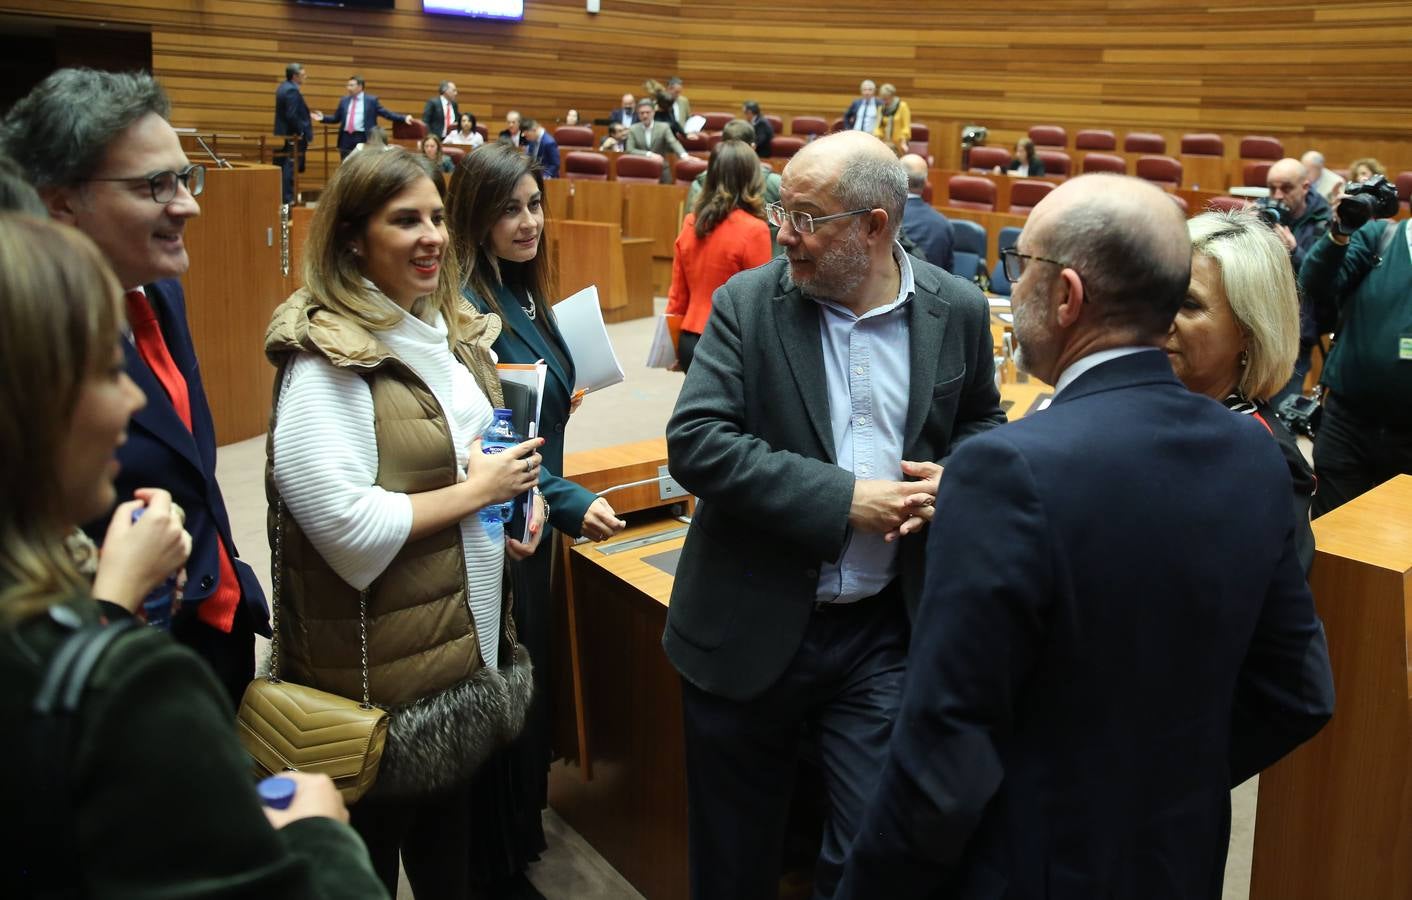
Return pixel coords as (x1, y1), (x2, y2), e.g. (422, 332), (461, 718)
(1335, 174), (1400, 233)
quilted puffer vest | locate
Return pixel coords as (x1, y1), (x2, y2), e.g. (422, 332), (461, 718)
(263, 289), (534, 798)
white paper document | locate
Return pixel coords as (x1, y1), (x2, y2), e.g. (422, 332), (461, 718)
(683, 114), (707, 134)
(645, 314), (679, 369)
(553, 285), (626, 393)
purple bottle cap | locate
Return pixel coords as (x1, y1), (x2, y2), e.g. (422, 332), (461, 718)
(258, 776), (297, 810)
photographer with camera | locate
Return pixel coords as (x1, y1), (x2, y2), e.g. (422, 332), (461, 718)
(1262, 158), (1332, 403)
(1299, 173), (1408, 516)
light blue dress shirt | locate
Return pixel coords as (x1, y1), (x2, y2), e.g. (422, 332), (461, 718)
(813, 243), (915, 604)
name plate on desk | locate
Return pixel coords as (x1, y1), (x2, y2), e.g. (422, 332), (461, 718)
(593, 526), (689, 555)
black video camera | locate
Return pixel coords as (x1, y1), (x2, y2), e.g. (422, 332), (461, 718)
(1335, 174), (1400, 234)
(1253, 197), (1290, 229)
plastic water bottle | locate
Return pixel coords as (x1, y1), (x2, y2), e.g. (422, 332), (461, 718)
(479, 408), (519, 539)
(130, 507), (178, 630)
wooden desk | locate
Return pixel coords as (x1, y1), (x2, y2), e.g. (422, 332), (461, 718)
(543, 176), (572, 222)
(1250, 475), (1412, 899)
(572, 179), (624, 226)
(180, 162), (283, 443)
(624, 182), (686, 258)
(548, 220), (654, 322)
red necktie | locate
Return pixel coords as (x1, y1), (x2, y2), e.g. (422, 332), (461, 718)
(445, 101), (453, 134)
(345, 96), (357, 133)
(123, 289), (243, 633)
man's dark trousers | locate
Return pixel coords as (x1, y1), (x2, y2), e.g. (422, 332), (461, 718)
(680, 582), (907, 900)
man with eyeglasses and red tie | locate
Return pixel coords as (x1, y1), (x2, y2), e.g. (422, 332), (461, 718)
(1, 68), (269, 709)
(664, 130), (1004, 899)
(421, 79), (460, 141)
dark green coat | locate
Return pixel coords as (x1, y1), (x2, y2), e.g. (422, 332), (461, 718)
(0, 598), (387, 898)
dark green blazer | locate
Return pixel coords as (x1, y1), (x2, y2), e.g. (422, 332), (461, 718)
(463, 282), (597, 537)
(0, 598), (386, 897)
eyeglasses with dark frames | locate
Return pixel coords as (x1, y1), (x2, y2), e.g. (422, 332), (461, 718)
(86, 164), (206, 204)
(1000, 246), (1072, 283)
(765, 202), (873, 235)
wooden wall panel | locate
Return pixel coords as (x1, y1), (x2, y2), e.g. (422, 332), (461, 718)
(0, 0), (1406, 180)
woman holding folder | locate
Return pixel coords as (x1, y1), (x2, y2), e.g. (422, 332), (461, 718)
(667, 140), (772, 372)
(447, 141), (626, 895)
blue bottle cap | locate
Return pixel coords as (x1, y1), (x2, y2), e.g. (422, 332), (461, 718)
(258, 775), (297, 810)
(494, 408), (512, 418)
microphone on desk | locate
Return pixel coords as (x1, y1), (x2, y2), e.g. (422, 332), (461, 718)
(195, 135), (233, 169)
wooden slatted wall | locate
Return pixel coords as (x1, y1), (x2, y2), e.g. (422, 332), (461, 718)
(0, 0), (1407, 176)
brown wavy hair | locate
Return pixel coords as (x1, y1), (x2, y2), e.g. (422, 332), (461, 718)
(691, 141), (765, 240)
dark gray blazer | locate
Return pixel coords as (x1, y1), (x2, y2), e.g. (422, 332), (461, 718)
(664, 255), (1005, 702)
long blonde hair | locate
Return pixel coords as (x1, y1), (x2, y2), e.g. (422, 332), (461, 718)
(302, 148), (464, 342)
(0, 215), (124, 623)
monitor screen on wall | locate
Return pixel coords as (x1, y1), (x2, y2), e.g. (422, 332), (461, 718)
(423, 0), (524, 19)
(297, 0), (396, 8)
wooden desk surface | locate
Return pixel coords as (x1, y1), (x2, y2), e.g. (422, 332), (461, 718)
(571, 516), (685, 609)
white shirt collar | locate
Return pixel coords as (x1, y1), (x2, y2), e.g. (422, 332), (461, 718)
(1051, 346), (1151, 397)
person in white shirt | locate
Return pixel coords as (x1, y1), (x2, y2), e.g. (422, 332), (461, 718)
(844, 79), (880, 133)
(444, 112), (484, 148)
(266, 148), (546, 900)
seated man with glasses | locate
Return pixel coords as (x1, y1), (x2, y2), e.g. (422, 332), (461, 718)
(665, 129), (1005, 899)
(0, 68), (269, 709)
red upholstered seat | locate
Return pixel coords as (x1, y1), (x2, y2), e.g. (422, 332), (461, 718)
(707, 133), (725, 150)
(763, 115), (783, 134)
(442, 145), (466, 163)
(1082, 153), (1127, 175)
(1180, 133), (1225, 156)
(1243, 162), (1272, 187)
(681, 132), (710, 152)
(921, 181), (933, 205)
(674, 156), (708, 185)
(967, 146), (1011, 171)
(563, 151), (609, 181)
(702, 112), (734, 131)
(947, 175), (997, 211)
(1008, 180), (1055, 214)
(475, 125), (489, 141)
(772, 136), (806, 159)
(790, 116), (829, 138)
(554, 126), (595, 148)
(1028, 125), (1067, 147)
(1239, 136), (1284, 160)
(1124, 132), (1167, 154)
(1206, 196), (1248, 213)
(1169, 194), (1189, 213)
(1136, 155), (1183, 189)
(1037, 149), (1071, 177)
(393, 120), (427, 140)
(1076, 129), (1116, 151)
(910, 123), (930, 144)
(1395, 171), (1412, 208)
(830, 117), (845, 133)
(615, 154), (664, 183)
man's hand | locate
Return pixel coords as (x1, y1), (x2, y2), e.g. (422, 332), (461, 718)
(1273, 224), (1297, 253)
(647, 151), (664, 163)
(884, 460), (944, 542)
(849, 480), (917, 534)
(311, 109), (325, 121)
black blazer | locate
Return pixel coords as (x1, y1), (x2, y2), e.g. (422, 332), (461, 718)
(752, 117), (775, 158)
(608, 107), (635, 128)
(664, 256), (1005, 701)
(836, 350), (1335, 900)
(902, 195), (956, 275)
(273, 79), (312, 144)
(1006, 156), (1046, 177)
(421, 96), (460, 139)
(83, 280), (268, 634)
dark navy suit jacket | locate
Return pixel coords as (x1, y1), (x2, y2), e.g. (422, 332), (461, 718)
(526, 132), (561, 178)
(273, 79), (312, 145)
(320, 94), (406, 154)
(84, 280), (269, 635)
(837, 349), (1334, 900)
(902, 195), (956, 275)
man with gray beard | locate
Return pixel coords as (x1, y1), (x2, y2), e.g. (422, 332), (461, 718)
(663, 130), (1004, 900)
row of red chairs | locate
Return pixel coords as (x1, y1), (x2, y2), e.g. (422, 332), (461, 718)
(552, 117), (934, 160)
(1023, 126), (1287, 160)
(559, 151), (709, 184)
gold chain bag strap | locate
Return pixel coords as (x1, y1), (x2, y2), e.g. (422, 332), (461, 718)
(236, 501), (389, 804)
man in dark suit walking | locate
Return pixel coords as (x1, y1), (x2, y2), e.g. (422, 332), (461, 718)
(836, 174), (1335, 899)
(319, 74), (415, 159)
(899, 153), (955, 273)
(521, 118), (560, 178)
(273, 62), (321, 204)
(2, 69), (271, 708)
(421, 80), (460, 140)
(665, 130), (1005, 900)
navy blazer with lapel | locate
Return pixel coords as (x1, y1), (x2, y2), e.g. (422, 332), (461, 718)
(526, 131), (560, 178)
(322, 94), (406, 153)
(664, 255), (1005, 702)
(902, 195), (957, 275)
(273, 79), (312, 144)
(462, 284), (596, 537)
(421, 95), (460, 139)
(86, 280), (269, 633)
(837, 350), (1334, 900)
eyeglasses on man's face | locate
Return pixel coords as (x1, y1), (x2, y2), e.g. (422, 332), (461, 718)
(1000, 247), (1071, 283)
(87, 163), (206, 204)
(765, 202), (873, 235)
